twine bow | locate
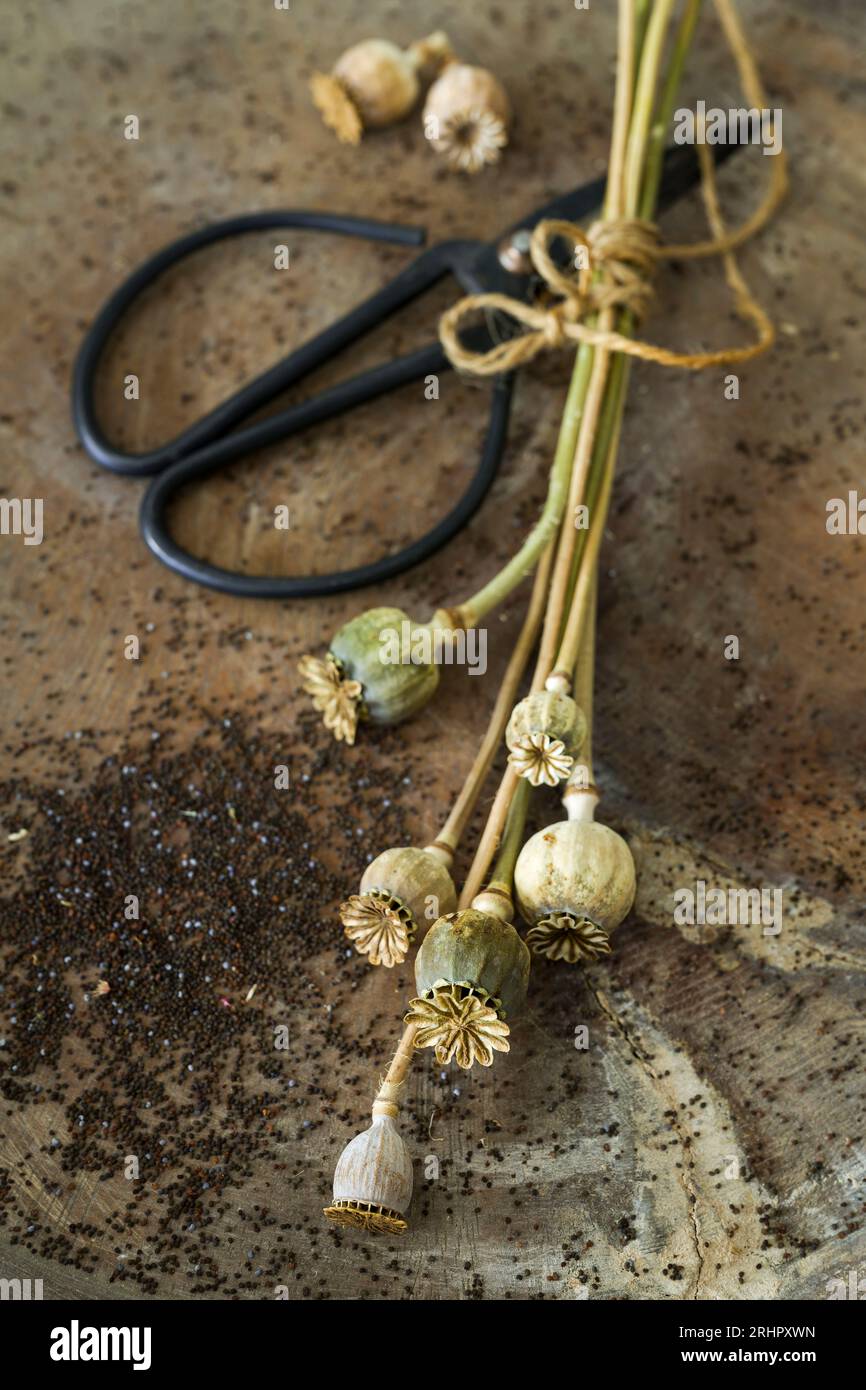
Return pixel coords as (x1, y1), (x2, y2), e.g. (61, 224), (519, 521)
(440, 135), (780, 379)
(440, 0), (788, 381)
(440, 216), (664, 376)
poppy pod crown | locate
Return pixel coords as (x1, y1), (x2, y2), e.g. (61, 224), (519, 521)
(405, 909), (530, 1069)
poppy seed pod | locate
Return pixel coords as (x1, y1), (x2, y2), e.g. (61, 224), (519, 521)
(340, 845), (457, 967)
(515, 819), (636, 963)
(323, 1114), (413, 1234)
(506, 691), (586, 787)
(406, 909), (530, 1068)
(299, 606), (441, 745)
(423, 63), (510, 172)
(311, 32), (453, 144)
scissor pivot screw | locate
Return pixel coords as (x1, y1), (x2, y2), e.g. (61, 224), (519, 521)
(498, 229), (533, 274)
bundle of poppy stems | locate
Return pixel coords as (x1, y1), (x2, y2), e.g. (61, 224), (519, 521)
(300, 0), (787, 1235)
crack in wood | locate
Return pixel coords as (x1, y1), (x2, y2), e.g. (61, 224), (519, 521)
(587, 981), (708, 1298)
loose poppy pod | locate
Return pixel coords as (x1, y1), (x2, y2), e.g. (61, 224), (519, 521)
(406, 910), (530, 1068)
(423, 62), (511, 172)
(340, 845), (457, 967)
(506, 691), (586, 787)
(514, 819), (636, 963)
(333, 39), (419, 128)
(323, 1115), (413, 1234)
(311, 32), (453, 145)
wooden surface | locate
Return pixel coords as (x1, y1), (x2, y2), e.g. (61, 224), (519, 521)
(1, 0), (864, 1301)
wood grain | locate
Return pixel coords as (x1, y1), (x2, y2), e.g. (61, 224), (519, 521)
(0, 0), (863, 1300)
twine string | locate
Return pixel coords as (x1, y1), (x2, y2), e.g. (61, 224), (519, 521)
(439, 0), (788, 379)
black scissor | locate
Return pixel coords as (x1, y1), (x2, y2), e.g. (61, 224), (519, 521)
(72, 143), (731, 599)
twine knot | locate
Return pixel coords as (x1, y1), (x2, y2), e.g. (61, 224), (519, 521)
(440, 217), (661, 377)
(440, 83), (787, 383)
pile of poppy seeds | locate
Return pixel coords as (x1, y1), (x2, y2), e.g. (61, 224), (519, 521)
(2, 704), (619, 1300)
(0, 709), (437, 1297)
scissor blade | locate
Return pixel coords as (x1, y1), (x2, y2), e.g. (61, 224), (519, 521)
(463, 141), (741, 295)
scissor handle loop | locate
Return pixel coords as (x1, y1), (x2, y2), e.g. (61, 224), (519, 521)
(71, 211), (514, 597)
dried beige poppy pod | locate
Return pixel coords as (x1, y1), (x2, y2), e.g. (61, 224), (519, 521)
(324, 1026), (416, 1233)
(311, 32), (454, 145)
(506, 691), (586, 788)
(323, 1116), (412, 1234)
(514, 792), (635, 964)
(423, 62), (511, 172)
(340, 844), (457, 968)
